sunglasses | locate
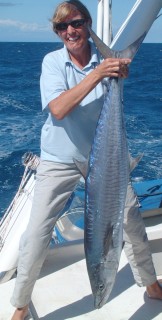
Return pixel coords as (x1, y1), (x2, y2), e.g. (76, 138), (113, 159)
(55, 19), (86, 32)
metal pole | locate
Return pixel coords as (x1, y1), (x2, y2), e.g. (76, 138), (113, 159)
(97, 0), (103, 39)
(103, 0), (112, 45)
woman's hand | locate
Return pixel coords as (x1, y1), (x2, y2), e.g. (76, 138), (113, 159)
(95, 58), (131, 79)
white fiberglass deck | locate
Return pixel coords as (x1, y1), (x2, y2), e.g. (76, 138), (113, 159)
(1, 239), (162, 320)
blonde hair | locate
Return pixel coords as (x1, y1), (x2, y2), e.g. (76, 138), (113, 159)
(52, 0), (92, 33)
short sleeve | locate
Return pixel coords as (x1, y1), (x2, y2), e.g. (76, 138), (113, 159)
(40, 52), (67, 111)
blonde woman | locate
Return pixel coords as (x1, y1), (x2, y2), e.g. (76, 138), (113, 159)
(11, 1), (162, 319)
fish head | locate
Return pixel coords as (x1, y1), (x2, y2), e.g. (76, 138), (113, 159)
(90, 259), (113, 309)
(87, 224), (114, 309)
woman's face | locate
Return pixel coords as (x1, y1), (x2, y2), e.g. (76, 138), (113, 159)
(56, 11), (90, 55)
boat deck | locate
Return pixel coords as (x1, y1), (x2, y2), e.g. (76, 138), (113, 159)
(1, 237), (162, 320)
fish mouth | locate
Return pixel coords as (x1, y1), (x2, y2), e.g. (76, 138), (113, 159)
(94, 291), (107, 309)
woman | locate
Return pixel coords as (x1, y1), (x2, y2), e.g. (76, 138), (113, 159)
(11, 1), (162, 319)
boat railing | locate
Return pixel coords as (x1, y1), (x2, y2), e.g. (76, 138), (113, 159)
(0, 153), (39, 250)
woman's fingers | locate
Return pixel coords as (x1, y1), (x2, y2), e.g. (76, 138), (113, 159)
(105, 58), (131, 78)
(95, 58), (131, 79)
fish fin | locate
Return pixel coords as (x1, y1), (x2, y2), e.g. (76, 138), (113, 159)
(129, 152), (144, 173)
(104, 225), (113, 256)
(88, 26), (115, 59)
(73, 158), (88, 179)
(88, 25), (147, 61)
(119, 32), (147, 59)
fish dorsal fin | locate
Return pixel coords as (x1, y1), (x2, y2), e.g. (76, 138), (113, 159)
(129, 152), (144, 173)
(73, 158), (88, 179)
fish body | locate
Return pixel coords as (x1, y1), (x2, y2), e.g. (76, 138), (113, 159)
(84, 28), (146, 309)
(85, 73), (129, 309)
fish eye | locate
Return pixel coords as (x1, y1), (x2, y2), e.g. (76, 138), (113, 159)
(99, 282), (105, 291)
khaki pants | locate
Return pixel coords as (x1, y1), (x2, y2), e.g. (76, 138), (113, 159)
(123, 182), (156, 286)
(11, 161), (156, 308)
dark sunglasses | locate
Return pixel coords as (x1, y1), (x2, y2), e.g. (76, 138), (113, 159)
(55, 19), (86, 32)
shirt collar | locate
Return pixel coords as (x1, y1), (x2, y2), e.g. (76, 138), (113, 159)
(63, 41), (101, 69)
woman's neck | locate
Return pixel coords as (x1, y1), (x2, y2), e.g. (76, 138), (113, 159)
(69, 43), (91, 69)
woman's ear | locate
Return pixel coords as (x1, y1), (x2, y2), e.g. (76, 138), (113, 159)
(86, 19), (92, 39)
(87, 19), (92, 28)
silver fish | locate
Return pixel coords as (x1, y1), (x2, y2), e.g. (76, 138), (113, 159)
(84, 27), (146, 309)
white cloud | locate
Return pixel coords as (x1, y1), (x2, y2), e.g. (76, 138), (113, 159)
(0, 19), (50, 32)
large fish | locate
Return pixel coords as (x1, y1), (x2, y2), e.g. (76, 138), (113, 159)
(83, 27), (146, 309)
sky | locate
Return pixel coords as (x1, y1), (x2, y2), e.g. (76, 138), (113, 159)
(0, 0), (161, 42)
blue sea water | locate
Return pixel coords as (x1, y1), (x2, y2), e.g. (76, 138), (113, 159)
(0, 42), (162, 216)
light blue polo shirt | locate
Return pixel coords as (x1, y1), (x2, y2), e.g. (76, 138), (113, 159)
(40, 41), (105, 163)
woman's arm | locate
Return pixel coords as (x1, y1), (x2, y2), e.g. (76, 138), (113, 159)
(49, 57), (131, 120)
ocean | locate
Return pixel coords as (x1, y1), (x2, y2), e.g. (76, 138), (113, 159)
(0, 42), (162, 217)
